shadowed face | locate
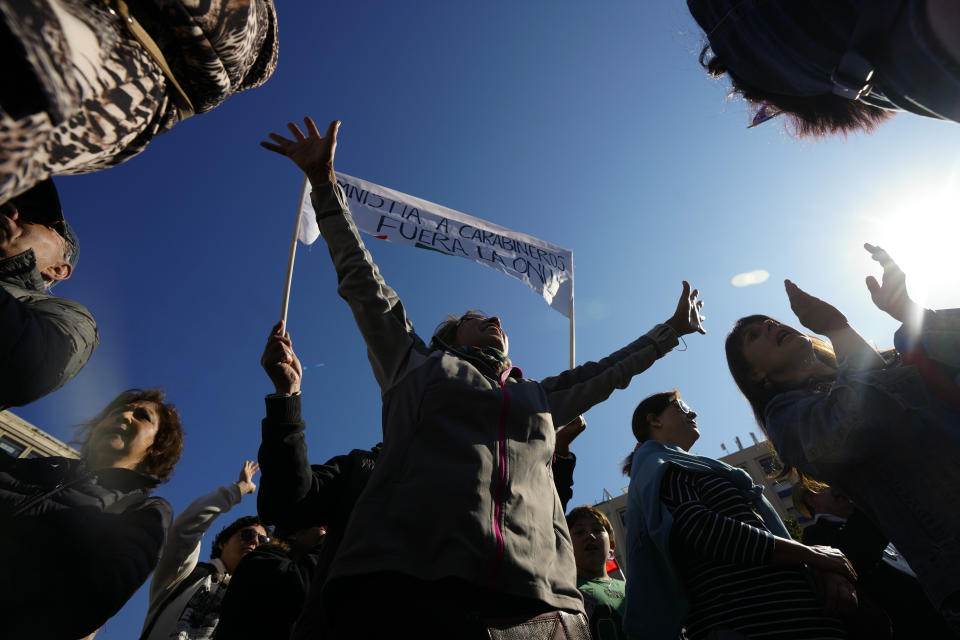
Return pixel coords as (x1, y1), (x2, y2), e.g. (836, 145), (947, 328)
(0, 203), (71, 281)
(738, 318), (815, 384)
(219, 524), (269, 574)
(86, 401), (160, 471)
(569, 516), (614, 578)
(454, 313), (508, 354)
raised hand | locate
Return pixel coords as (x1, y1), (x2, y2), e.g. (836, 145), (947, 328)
(260, 117), (339, 187)
(237, 460), (259, 495)
(784, 280), (848, 335)
(555, 416), (587, 457)
(261, 321), (303, 395)
(664, 281), (706, 336)
(864, 243), (918, 323)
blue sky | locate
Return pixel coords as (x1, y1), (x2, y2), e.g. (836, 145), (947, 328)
(14, 2), (960, 637)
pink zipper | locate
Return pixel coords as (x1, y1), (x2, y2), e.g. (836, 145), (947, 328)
(489, 367), (513, 585)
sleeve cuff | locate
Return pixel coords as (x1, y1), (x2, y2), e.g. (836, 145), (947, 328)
(643, 324), (680, 358)
(310, 181), (350, 220)
(264, 392), (302, 423)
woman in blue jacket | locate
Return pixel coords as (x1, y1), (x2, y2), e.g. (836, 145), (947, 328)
(622, 389), (855, 639)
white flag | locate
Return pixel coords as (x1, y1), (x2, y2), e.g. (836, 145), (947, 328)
(298, 173), (573, 318)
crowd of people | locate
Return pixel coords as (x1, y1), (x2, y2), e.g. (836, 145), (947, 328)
(1, 1), (959, 639)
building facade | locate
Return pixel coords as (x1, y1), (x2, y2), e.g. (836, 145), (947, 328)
(0, 410), (79, 459)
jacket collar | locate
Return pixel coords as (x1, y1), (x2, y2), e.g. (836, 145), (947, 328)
(0, 250), (45, 292)
(34, 456), (161, 491)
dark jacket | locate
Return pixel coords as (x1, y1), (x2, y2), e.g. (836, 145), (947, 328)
(803, 512), (959, 639)
(0, 452), (172, 639)
(767, 308), (960, 608)
(212, 544), (322, 640)
(0, 250), (98, 408)
(258, 393), (380, 640)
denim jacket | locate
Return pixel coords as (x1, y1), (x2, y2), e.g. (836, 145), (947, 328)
(766, 309), (960, 608)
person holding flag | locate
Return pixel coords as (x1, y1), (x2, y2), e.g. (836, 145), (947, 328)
(260, 117), (706, 640)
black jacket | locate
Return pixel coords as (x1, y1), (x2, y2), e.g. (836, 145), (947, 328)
(802, 512), (958, 639)
(0, 452), (171, 639)
(0, 250), (98, 408)
(212, 544), (322, 640)
(257, 393), (380, 640)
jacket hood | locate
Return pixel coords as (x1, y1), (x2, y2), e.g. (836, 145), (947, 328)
(0, 250), (45, 292)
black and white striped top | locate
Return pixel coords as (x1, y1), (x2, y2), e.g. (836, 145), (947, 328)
(660, 466), (847, 639)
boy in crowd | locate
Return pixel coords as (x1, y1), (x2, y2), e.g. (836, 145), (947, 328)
(566, 506), (627, 640)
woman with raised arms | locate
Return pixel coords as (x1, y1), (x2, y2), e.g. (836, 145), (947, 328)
(725, 244), (960, 630)
(261, 117), (706, 640)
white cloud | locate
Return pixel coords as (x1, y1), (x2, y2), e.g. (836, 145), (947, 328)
(731, 270), (770, 287)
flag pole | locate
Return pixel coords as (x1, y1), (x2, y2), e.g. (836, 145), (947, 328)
(280, 177), (309, 332)
(568, 253), (575, 369)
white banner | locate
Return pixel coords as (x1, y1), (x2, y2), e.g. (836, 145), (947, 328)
(298, 172), (574, 318)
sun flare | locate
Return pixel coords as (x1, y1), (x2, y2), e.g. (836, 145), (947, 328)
(857, 183), (960, 307)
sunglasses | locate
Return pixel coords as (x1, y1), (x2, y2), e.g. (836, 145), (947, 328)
(239, 528), (270, 545)
(674, 399), (694, 414)
(457, 312), (489, 326)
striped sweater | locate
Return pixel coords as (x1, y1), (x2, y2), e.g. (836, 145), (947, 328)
(660, 467), (846, 639)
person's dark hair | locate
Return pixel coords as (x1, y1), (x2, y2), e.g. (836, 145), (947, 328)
(621, 390), (680, 477)
(566, 505), (616, 547)
(211, 515), (269, 559)
(699, 45), (895, 138)
(724, 315), (838, 431)
(77, 388), (184, 482)
(430, 309), (486, 349)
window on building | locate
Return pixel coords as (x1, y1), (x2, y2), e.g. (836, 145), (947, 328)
(25, 450), (44, 459)
(618, 509), (627, 527)
(758, 455), (779, 477)
(0, 436), (26, 458)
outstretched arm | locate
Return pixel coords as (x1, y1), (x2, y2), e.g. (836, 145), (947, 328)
(785, 279), (886, 371)
(261, 118), (423, 391)
(147, 463), (254, 605)
(542, 282), (704, 424)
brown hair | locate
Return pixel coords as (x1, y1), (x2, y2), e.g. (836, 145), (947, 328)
(621, 390), (680, 477)
(565, 505), (616, 547)
(430, 309), (486, 349)
(724, 315), (838, 429)
(77, 388), (184, 482)
(724, 316), (838, 489)
(699, 45), (895, 138)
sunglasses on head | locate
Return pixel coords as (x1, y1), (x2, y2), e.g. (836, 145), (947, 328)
(239, 528), (270, 545)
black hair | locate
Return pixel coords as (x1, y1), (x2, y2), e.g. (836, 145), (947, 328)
(699, 45), (895, 138)
(211, 515), (268, 559)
